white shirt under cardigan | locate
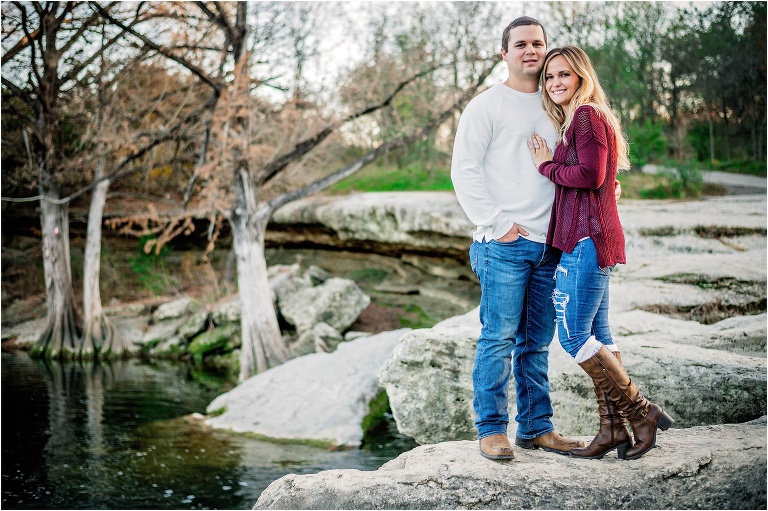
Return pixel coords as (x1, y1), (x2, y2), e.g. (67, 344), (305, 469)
(451, 83), (559, 244)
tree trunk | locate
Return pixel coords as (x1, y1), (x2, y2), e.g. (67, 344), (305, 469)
(81, 163), (134, 359)
(708, 111), (716, 162)
(756, 110), (766, 160)
(721, 97), (731, 161)
(32, 186), (81, 360)
(230, 167), (288, 381)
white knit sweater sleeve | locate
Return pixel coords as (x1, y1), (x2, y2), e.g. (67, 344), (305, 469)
(450, 91), (515, 235)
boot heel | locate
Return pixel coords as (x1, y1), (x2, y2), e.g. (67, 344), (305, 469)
(657, 411), (674, 431)
(514, 437), (536, 450)
(616, 443), (629, 459)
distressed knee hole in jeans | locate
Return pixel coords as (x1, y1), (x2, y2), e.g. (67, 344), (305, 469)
(552, 289), (570, 339)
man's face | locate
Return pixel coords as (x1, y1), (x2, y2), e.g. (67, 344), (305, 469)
(501, 25), (547, 80)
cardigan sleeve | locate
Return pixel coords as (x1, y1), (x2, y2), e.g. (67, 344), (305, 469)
(538, 106), (609, 189)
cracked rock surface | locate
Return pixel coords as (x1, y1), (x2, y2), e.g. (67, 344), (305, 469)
(254, 417), (766, 510)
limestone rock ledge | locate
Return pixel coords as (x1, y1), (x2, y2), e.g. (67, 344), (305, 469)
(205, 328), (410, 447)
(267, 192), (473, 258)
(254, 417), (766, 510)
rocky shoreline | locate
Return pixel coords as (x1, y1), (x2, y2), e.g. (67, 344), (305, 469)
(3, 191), (766, 509)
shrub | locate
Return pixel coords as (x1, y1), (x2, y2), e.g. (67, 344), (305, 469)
(626, 119), (666, 167)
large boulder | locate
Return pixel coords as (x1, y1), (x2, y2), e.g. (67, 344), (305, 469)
(379, 312), (477, 445)
(139, 317), (185, 348)
(188, 324), (240, 365)
(205, 328), (410, 447)
(152, 296), (197, 321)
(289, 322), (344, 357)
(380, 308), (766, 445)
(254, 417), (767, 510)
(278, 277), (371, 334)
(211, 296), (241, 325)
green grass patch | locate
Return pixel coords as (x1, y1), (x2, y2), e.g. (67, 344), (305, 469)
(328, 164), (453, 194)
(617, 169), (703, 200)
(207, 406), (227, 417)
(328, 160), (762, 199)
(128, 236), (178, 295)
(702, 159), (767, 177)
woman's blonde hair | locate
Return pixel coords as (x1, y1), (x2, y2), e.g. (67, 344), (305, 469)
(541, 46), (630, 171)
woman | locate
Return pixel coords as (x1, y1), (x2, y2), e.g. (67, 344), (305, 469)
(527, 46), (673, 460)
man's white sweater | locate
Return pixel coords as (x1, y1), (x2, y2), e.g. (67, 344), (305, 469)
(451, 83), (558, 243)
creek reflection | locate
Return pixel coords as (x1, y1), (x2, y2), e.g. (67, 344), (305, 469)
(2, 352), (414, 509)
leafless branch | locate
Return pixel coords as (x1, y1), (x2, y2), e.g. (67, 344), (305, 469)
(266, 58), (500, 214)
(1, 76), (32, 104)
(1, 132), (182, 204)
(91, 2), (223, 93)
(254, 63), (446, 187)
(58, 9), (100, 55)
(1, 25), (40, 65)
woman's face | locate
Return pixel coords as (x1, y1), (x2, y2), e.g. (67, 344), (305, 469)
(544, 55), (581, 111)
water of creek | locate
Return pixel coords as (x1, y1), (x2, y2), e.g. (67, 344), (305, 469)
(1, 351), (418, 510)
(2, 247), (481, 509)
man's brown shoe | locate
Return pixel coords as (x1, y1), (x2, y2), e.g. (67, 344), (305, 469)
(479, 434), (515, 460)
(515, 431), (584, 455)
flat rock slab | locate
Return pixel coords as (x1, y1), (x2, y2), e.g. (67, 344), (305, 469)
(254, 417), (766, 510)
(205, 328), (410, 447)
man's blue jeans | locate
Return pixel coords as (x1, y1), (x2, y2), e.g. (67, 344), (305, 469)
(469, 237), (560, 440)
(553, 238), (616, 358)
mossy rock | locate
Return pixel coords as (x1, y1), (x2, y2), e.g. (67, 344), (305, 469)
(206, 350), (241, 376)
(188, 325), (240, 366)
(178, 312), (209, 339)
(361, 389), (390, 439)
(149, 335), (189, 359)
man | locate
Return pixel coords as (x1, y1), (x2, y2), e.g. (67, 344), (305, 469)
(450, 16), (585, 459)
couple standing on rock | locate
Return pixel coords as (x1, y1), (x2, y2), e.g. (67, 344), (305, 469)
(451, 16), (673, 461)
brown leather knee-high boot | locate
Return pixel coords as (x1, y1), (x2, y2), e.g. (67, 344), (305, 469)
(578, 346), (674, 460)
(571, 350), (632, 459)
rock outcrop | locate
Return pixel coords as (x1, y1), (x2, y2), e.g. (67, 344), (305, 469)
(380, 308), (767, 444)
(205, 328), (410, 447)
(267, 192), (474, 258)
(254, 417), (767, 510)
(372, 192), (767, 444)
(379, 313), (477, 444)
(267, 191), (766, 256)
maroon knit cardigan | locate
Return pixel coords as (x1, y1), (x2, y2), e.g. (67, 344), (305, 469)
(537, 105), (626, 268)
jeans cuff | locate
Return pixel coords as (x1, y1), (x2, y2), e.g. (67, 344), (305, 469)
(515, 425), (554, 440)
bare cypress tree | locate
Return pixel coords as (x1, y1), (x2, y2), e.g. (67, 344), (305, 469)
(2, 2), (106, 359)
(98, 2), (500, 380)
(2, 2), (200, 359)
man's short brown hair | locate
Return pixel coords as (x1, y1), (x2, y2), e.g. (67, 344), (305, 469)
(501, 16), (547, 51)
